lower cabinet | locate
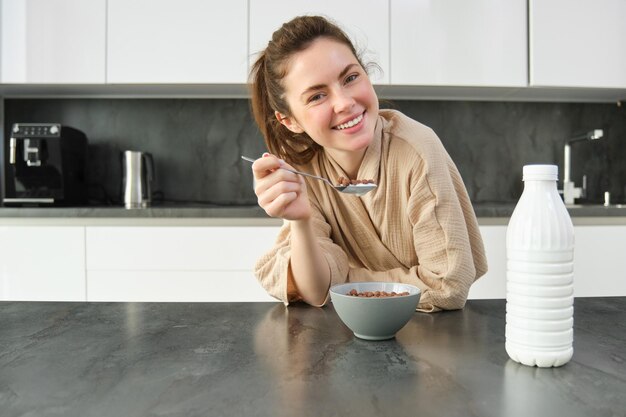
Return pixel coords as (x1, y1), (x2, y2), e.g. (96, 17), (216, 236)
(87, 271), (273, 302)
(85, 226), (279, 302)
(0, 226), (86, 301)
(474, 224), (626, 299)
(1, 223), (625, 301)
(469, 225), (507, 299)
(571, 226), (626, 297)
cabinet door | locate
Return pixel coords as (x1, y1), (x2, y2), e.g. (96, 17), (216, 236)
(86, 226), (281, 302)
(107, 0), (247, 83)
(86, 226), (280, 270)
(249, 0), (389, 84)
(469, 224), (626, 300)
(573, 226), (626, 296)
(0, 226), (86, 301)
(390, 0), (527, 87)
(0, 0), (106, 83)
(87, 271), (275, 302)
(468, 225), (507, 300)
(530, 0), (626, 88)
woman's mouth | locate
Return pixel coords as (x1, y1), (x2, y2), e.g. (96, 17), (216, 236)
(334, 112), (365, 130)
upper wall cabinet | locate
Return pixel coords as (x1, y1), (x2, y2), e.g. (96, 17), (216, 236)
(107, 0), (247, 84)
(249, 0), (390, 84)
(0, 0), (106, 83)
(390, 0), (527, 87)
(529, 0), (626, 88)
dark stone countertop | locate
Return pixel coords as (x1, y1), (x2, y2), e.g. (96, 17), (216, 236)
(0, 203), (269, 219)
(0, 202), (625, 219)
(1, 298), (624, 417)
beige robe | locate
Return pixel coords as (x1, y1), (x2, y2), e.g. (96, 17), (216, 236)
(255, 109), (488, 312)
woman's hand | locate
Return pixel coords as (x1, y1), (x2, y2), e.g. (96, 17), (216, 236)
(252, 153), (311, 221)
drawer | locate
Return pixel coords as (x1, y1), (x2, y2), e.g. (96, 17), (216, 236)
(86, 226), (280, 270)
(87, 270), (277, 302)
(0, 226), (86, 301)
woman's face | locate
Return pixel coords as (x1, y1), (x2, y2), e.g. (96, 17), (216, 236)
(277, 37), (379, 165)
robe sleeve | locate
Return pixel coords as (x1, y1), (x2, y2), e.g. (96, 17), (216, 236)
(404, 133), (485, 312)
(254, 201), (350, 306)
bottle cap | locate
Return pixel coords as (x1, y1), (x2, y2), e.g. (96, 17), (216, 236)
(523, 164), (558, 181)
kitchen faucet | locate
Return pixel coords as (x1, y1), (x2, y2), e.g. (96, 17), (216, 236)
(561, 129), (603, 204)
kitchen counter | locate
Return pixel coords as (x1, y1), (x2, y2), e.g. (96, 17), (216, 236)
(0, 203), (269, 218)
(1, 202), (626, 226)
(1, 298), (624, 417)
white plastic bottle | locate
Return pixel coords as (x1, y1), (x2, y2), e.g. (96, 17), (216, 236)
(505, 164), (575, 367)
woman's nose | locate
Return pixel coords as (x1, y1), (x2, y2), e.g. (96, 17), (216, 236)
(333, 90), (355, 113)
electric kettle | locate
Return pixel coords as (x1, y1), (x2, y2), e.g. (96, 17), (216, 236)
(122, 150), (155, 209)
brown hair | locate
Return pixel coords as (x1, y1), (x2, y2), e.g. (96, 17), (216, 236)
(249, 15), (370, 166)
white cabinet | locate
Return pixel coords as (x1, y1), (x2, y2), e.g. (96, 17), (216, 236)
(1, 0), (624, 97)
(0, 226), (86, 301)
(573, 226), (626, 296)
(0, 0), (106, 83)
(469, 226), (507, 300)
(390, 0), (527, 87)
(249, 0), (390, 84)
(1, 223), (623, 302)
(106, 0), (248, 84)
(85, 226), (280, 302)
(469, 224), (626, 299)
(530, 0), (626, 88)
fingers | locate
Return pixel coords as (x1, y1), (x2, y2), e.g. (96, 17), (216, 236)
(263, 191), (299, 218)
(257, 179), (302, 208)
(249, 153), (308, 219)
(251, 153), (281, 179)
(252, 153), (300, 196)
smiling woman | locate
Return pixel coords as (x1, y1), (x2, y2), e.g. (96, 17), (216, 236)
(277, 38), (378, 167)
(246, 15), (488, 313)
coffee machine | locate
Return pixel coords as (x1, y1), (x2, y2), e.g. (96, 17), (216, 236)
(3, 123), (88, 206)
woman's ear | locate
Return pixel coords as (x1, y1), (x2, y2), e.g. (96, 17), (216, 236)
(275, 111), (304, 134)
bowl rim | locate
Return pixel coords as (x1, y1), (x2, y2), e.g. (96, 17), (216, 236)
(330, 281), (421, 299)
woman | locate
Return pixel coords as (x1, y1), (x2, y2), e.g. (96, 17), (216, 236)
(248, 15), (487, 312)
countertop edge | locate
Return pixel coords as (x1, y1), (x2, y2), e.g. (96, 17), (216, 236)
(0, 217), (285, 227)
(1, 204), (626, 226)
(1, 216), (626, 226)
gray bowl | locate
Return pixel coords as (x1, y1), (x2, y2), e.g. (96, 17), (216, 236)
(330, 282), (421, 340)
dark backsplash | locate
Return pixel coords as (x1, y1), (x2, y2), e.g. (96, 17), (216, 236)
(3, 98), (625, 206)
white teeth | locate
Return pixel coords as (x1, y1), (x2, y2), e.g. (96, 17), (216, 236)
(336, 113), (363, 130)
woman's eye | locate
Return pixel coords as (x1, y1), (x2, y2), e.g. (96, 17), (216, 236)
(308, 93), (324, 103)
(345, 74), (359, 84)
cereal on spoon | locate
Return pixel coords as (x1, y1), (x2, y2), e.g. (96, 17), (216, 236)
(336, 176), (376, 187)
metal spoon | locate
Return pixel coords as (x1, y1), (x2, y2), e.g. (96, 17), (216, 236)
(241, 156), (376, 196)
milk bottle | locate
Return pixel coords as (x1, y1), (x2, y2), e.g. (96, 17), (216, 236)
(505, 164), (575, 367)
